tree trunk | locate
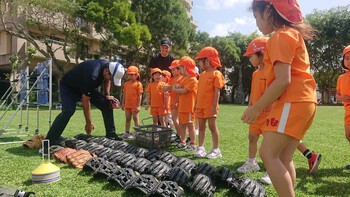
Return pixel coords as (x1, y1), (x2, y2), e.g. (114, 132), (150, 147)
(235, 65), (245, 104)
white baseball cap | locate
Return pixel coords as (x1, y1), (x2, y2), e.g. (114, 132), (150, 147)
(109, 62), (125, 86)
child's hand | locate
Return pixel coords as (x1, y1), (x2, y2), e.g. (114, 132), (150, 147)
(162, 85), (171, 91)
(136, 105), (141, 112)
(210, 106), (218, 117)
(121, 105), (125, 111)
(241, 106), (260, 124)
(343, 96), (350, 102)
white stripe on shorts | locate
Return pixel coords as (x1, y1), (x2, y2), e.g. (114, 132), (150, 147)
(278, 103), (291, 134)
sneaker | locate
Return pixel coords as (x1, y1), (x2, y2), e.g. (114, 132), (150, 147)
(172, 135), (181, 143)
(237, 160), (261, 173)
(206, 148), (222, 159)
(175, 142), (186, 149)
(106, 133), (123, 141)
(121, 132), (130, 139)
(127, 133), (136, 140)
(194, 147), (207, 158)
(308, 152), (322, 174)
(185, 137), (191, 145)
(260, 172), (272, 185)
(185, 144), (197, 152)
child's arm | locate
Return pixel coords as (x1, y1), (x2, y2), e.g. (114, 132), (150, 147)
(336, 93), (350, 102)
(136, 93), (142, 112)
(163, 92), (169, 110)
(121, 91), (125, 111)
(145, 93), (150, 110)
(172, 84), (189, 94)
(242, 62), (290, 124)
(211, 87), (220, 115)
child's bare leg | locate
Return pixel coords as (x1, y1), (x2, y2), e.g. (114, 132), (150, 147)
(159, 115), (166, 127)
(132, 111), (140, 127)
(208, 117), (219, 149)
(152, 116), (158, 125)
(125, 110), (132, 132)
(260, 132), (298, 197)
(198, 118), (206, 147)
(187, 123), (196, 144)
(171, 110), (180, 134)
(179, 124), (187, 142)
(345, 125), (350, 143)
(280, 141), (300, 187)
(249, 132), (260, 159)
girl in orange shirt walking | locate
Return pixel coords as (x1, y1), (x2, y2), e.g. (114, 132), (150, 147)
(336, 45), (350, 169)
(121, 66), (143, 139)
(242, 0), (317, 196)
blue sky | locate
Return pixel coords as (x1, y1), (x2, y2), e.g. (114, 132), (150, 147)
(192, 0), (350, 37)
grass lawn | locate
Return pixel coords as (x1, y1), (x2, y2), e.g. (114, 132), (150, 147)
(1, 104), (350, 196)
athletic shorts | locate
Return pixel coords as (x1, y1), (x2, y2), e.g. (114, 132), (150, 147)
(249, 114), (268, 135)
(195, 108), (217, 119)
(179, 112), (195, 124)
(262, 102), (316, 140)
(150, 107), (166, 116)
(124, 108), (137, 112)
(344, 106), (350, 125)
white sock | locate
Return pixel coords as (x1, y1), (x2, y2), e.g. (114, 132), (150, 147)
(248, 158), (256, 163)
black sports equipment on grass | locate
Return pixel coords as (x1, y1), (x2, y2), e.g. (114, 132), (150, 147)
(228, 177), (267, 197)
(106, 150), (125, 163)
(134, 147), (149, 158)
(191, 162), (217, 179)
(108, 168), (139, 189)
(145, 150), (159, 162)
(94, 160), (120, 179)
(163, 167), (190, 187)
(83, 157), (106, 172)
(118, 153), (137, 168)
(188, 174), (216, 197)
(126, 174), (160, 196)
(146, 160), (171, 179)
(154, 181), (184, 197)
(132, 158), (152, 174)
(158, 151), (178, 167)
(174, 157), (196, 173)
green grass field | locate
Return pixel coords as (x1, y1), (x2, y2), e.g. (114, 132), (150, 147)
(1, 105), (349, 196)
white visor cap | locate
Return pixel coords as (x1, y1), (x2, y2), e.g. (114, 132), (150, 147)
(109, 62), (125, 86)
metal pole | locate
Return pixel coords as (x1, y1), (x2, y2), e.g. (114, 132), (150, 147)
(2, 66), (47, 131)
(48, 59), (52, 128)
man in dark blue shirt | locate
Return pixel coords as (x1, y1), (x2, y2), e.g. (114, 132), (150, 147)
(46, 60), (125, 145)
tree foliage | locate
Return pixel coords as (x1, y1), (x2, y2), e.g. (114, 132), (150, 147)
(0, 0), (83, 75)
(131, 0), (194, 60)
(305, 5), (350, 103)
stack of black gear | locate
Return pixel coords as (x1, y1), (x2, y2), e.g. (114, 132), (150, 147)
(48, 133), (267, 197)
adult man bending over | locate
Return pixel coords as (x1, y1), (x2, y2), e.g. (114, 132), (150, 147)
(46, 60), (124, 145)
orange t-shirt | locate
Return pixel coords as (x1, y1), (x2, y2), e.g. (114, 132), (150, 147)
(146, 81), (166, 107)
(178, 77), (198, 113)
(337, 72), (350, 106)
(123, 81), (143, 109)
(169, 76), (183, 106)
(250, 69), (266, 105)
(263, 27), (317, 103)
(196, 70), (225, 109)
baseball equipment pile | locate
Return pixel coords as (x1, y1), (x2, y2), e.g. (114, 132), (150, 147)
(45, 133), (267, 196)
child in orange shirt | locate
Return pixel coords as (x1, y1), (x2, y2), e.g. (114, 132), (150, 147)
(194, 47), (226, 159)
(145, 68), (167, 126)
(161, 70), (173, 128)
(172, 56), (198, 151)
(121, 66), (143, 139)
(238, 37), (321, 185)
(242, 1), (317, 195)
(336, 45), (350, 169)
(162, 60), (182, 138)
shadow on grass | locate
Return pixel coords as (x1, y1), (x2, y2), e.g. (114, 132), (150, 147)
(5, 146), (40, 157)
(295, 167), (350, 196)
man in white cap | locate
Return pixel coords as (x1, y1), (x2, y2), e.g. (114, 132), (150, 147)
(46, 60), (125, 145)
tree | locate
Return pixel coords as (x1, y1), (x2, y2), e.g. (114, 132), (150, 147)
(79, 0), (151, 63)
(0, 0), (84, 75)
(131, 0), (194, 63)
(227, 32), (260, 104)
(211, 36), (240, 102)
(305, 5), (350, 104)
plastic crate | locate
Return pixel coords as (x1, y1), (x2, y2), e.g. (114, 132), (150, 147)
(134, 125), (173, 149)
